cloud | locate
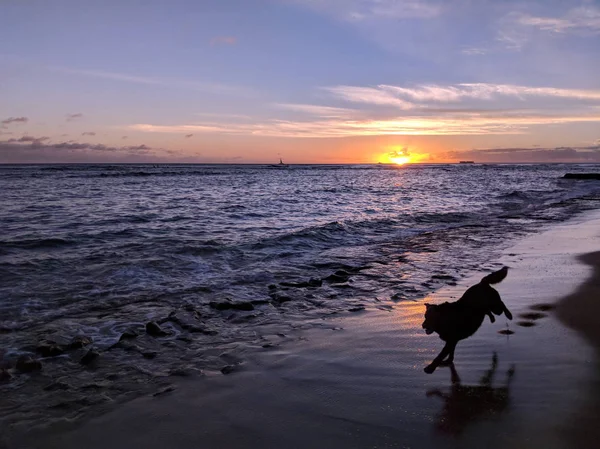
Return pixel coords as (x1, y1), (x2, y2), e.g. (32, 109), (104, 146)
(291, 0), (442, 21)
(7, 135), (50, 145)
(324, 86), (415, 109)
(388, 147), (410, 158)
(66, 113), (83, 121)
(122, 135), (128, 139)
(1, 117), (28, 126)
(81, 131), (96, 136)
(210, 36), (237, 46)
(517, 6), (600, 34)
(0, 136), (153, 154)
(461, 47), (488, 56)
(185, 134), (193, 138)
(50, 66), (253, 96)
(325, 82), (600, 106)
(127, 79), (600, 138)
(194, 112), (252, 120)
(274, 103), (358, 117)
(496, 26), (528, 51)
(128, 111), (600, 138)
(440, 145), (600, 163)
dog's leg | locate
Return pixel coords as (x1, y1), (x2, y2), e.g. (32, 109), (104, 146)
(445, 341), (458, 363)
(501, 301), (513, 320)
(486, 311), (495, 323)
(440, 341), (458, 365)
(449, 363), (461, 385)
(424, 342), (453, 374)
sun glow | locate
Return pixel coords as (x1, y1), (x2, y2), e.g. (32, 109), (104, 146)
(377, 145), (430, 165)
(389, 155), (411, 165)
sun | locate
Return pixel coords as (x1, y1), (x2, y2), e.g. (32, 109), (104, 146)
(389, 155), (411, 165)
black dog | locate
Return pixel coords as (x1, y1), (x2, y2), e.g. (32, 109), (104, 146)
(422, 267), (512, 373)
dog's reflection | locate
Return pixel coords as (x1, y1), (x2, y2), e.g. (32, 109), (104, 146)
(426, 353), (515, 436)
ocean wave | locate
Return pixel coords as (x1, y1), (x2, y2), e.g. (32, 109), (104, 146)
(0, 237), (74, 250)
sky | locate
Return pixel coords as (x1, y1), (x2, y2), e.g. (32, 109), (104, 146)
(1, 0), (600, 164)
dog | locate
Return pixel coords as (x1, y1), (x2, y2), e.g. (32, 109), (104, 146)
(422, 267), (512, 373)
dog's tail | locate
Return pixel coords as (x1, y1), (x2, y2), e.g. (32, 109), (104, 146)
(481, 266), (509, 285)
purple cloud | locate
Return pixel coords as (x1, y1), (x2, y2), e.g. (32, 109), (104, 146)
(66, 113), (84, 121)
(81, 131), (96, 136)
(442, 145), (600, 163)
(1, 117), (28, 126)
(7, 135), (50, 146)
(0, 136), (153, 154)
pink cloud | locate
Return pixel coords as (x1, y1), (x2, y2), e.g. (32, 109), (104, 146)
(210, 36), (237, 46)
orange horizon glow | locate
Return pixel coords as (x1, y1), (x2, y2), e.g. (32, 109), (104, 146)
(376, 147), (431, 165)
(389, 155), (411, 165)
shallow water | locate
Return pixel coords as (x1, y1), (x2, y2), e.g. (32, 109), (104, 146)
(1, 163), (600, 431)
(22, 210), (600, 449)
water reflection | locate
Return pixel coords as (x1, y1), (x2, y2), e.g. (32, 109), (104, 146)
(427, 353), (515, 436)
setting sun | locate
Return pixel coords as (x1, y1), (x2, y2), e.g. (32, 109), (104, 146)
(389, 155), (411, 165)
(377, 146), (430, 165)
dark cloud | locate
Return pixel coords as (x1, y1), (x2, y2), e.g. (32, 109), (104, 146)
(66, 113), (83, 121)
(122, 136), (128, 139)
(441, 145), (600, 163)
(0, 136), (153, 154)
(7, 136), (50, 146)
(185, 134), (193, 138)
(1, 117), (28, 126)
(81, 131), (96, 136)
(388, 147), (410, 158)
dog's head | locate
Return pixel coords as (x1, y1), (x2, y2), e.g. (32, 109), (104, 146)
(422, 303), (440, 335)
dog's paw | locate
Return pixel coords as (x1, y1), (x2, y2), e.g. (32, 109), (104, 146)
(424, 364), (436, 374)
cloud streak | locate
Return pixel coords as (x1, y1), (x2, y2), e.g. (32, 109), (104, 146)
(440, 144), (600, 163)
(0, 136), (153, 154)
(1, 117), (28, 126)
(210, 36), (237, 46)
(326, 82), (600, 107)
(129, 111), (600, 138)
(274, 103), (358, 117)
(292, 0), (442, 21)
(50, 66), (254, 97)
(66, 113), (83, 121)
(517, 6), (600, 34)
(81, 131), (96, 136)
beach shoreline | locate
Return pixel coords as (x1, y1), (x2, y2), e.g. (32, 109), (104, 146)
(6, 210), (600, 449)
(555, 251), (600, 449)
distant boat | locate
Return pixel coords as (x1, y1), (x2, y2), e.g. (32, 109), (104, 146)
(269, 158), (289, 168)
(459, 161), (475, 164)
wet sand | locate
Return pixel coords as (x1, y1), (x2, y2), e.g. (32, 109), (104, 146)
(9, 210), (600, 449)
(555, 251), (600, 449)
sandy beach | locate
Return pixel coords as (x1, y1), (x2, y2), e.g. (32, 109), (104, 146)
(6, 210), (600, 449)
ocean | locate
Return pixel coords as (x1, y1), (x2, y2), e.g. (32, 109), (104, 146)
(1, 163), (600, 426)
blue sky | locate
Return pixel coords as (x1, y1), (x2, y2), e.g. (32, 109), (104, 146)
(1, 0), (600, 163)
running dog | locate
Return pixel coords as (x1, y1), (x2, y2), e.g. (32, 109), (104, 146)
(422, 267), (512, 374)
